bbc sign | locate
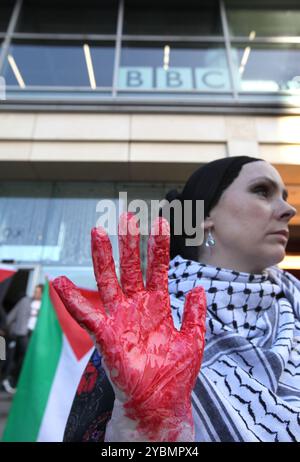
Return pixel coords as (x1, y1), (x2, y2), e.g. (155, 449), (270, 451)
(118, 67), (231, 91)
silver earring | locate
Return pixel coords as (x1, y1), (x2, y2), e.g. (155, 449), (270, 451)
(205, 229), (215, 247)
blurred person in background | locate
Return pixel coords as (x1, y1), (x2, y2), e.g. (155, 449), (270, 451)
(1, 284), (44, 394)
(27, 284), (44, 338)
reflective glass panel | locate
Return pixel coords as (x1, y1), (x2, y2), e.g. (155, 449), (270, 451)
(232, 44), (300, 92)
(17, 0), (118, 34)
(3, 42), (114, 87)
(0, 1), (14, 32)
(0, 181), (178, 269)
(226, 1), (300, 36)
(0, 182), (52, 263)
(124, 0), (222, 36)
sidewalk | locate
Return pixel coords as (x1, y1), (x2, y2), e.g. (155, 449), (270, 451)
(0, 391), (13, 439)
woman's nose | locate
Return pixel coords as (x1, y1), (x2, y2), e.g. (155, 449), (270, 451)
(281, 201), (297, 222)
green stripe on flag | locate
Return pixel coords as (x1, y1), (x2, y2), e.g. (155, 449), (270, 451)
(2, 281), (63, 442)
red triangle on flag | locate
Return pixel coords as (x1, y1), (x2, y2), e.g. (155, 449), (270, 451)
(0, 267), (16, 283)
(49, 281), (95, 361)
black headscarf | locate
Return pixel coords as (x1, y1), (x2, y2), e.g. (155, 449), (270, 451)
(163, 156), (263, 260)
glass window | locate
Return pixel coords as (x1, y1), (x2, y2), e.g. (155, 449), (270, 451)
(119, 42), (231, 93)
(16, 0), (118, 34)
(41, 182), (117, 266)
(124, 0), (222, 36)
(226, 1), (300, 37)
(232, 43), (300, 92)
(0, 181), (176, 268)
(0, 1), (14, 32)
(0, 182), (52, 263)
(3, 41), (115, 88)
(42, 266), (96, 291)
(118, 182), (182, 273)
(0, 181), (118, 266)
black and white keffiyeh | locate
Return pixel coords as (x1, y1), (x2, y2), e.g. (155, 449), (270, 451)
(169, 255), (300, 442)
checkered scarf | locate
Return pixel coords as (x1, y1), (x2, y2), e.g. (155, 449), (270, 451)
(169, 256), (300, 442)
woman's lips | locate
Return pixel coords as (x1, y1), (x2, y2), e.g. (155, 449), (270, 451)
(269, 232), (288, 242)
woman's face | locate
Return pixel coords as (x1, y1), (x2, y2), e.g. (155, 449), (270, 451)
(207, 161), (297, 273)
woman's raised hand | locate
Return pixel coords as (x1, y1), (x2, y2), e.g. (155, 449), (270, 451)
(53, 213), (206, 442)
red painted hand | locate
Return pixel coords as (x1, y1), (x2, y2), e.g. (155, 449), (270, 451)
(53, 213), (206, 442)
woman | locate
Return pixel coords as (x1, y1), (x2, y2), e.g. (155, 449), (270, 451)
(54, 156), (300, 442)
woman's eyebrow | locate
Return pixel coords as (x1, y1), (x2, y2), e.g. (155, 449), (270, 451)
(249, 176), (289, 200)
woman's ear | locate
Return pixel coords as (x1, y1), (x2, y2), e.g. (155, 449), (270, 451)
(203, 216), (214, 231)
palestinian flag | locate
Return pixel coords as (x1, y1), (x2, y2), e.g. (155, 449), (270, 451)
(2, 280), (95, 442)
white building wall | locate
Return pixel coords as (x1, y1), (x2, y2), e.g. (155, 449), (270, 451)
(0, 112), (299, 223)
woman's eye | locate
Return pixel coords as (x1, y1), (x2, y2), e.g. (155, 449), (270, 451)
(254, 186), (269, 197)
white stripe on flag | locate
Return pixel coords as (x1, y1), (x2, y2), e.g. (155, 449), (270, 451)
(0, 264), (17, 271)
(37, 335), (93, 442)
